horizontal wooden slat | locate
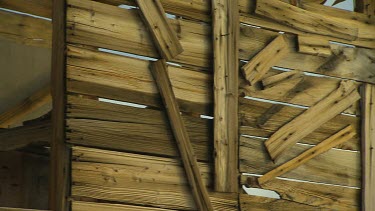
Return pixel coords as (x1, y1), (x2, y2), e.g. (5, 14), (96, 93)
(72, 201), (173, 211)
(239, 98), (360, 151)
(241, 176), (360, 210)
(0, 10), (51, 48)
(240, 136), (360, 187)
(0, 0), (52, 18)
(66, 95), (212, 161)
(71, 147), (238, 211)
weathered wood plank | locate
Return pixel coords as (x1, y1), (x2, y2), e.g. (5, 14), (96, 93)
(0, 0), (52, 18)
(212, 0), (239, 193)
(0, 86), (51, 128)
(0, 120), (51, 151)
(242, 35), (290, 85)
(356, 0), (375, 17)
(136, 0), (183, 60)
(150, 60), (213, 210)
(240, 136), (361, 187)
(0, 10), (51, 48)
(361, 83), (375, 211)
(72, 201), (174, 211)
(255, 0), (358, 41)
(298, 35), (333, 57)
(242, 176), (360, 210)
(264, 80), (360, 162)
(259, 125), (356, 184)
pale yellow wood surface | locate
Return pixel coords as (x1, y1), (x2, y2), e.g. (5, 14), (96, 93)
(0, 0), (51, 18)
(72, 201), (173, 211)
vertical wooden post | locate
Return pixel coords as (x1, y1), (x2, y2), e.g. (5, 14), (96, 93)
(212, 0), (239, 192)
(361, 84), (375, 211)
(50, 0), (70, 210)
(355, 0), (374, 17)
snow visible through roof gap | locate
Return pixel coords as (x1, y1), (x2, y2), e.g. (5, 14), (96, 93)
(324, 0), (354, 11)
(98, 98), (147, 109)
(0, 8), (51, 21)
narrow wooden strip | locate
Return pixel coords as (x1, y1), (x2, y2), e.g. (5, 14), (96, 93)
(136, 0), (183, 60)
(150, 60), (213, 211)
(0, 0), (52, 18)
(361, 83), (375, 211)
(265, 80), (360, 162)
(0, 85), (51, 128)
(72, 201), (173, 211)
(259, 125), (356, 184)
(212, 0), (239, 193)
(242, 35), (290, 85)
(298, 35), (332, 57)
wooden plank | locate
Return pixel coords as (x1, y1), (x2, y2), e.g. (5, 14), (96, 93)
(0, 85), (51, 128)
(0, 0), (52, 18)
(255, 0), (358, 41)
(50, 0), (69, 210)
(0, 10), (51, 48)
(136, 0), (183, 60)
(258, 125), (356, 184)
(150, 60), (213, 210)
(66, 95), (212, 161)
(356, 0), (375, 17)
(0, 208), (48, 211)
(242, 176), (360, 210)
(361, 83), (375, 211)
(264, 80), (360, 162)
(298, 35), (332, 57)
(242, 35), (290, 85)
(239, 98), (360, 151)
(212, 0), (239, 193)
(240, 136), (361, 187)
(0, 119), (51, 151)
(72, 201), (174, 211)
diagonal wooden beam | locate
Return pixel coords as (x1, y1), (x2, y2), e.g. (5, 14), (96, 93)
(361, 83), (375, 211)
(258, 125), (356, 184)
(0, 85), (51, 128)
(212, 0), (239, 193)
(136, 0), (183, 60)
(150, 60), (213, 211)
(264, 80), (360, 162)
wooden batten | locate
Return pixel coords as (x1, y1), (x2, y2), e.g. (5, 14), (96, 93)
(136, 0), (183, 60)
(150, 60), (213, 211)
(0, 0), (52, 18)
(212, 0), (239, 193)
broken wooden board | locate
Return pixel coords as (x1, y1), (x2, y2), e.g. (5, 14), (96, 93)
(255, 0), (358, 41)
(212, 0), (239, 193)
(264, 80), (360, 162)
(136, 0), (183, 60)
(150, 60), (213, 211)
(242, 35), (290, 85)
(361, 83), (375, 211)
(258, 125), (356, 184)
(298, 35), (333, 57)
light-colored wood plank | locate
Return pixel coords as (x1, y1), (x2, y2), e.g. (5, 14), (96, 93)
(259, 125), (356, 184)
(212, 0), (239, 193)
(361, 83), (375, 211)
(264, 80), (360, 162)
(136, 0), (183, 60)
(0, 85), (51, 128)
(298, 35), (332, 57)
(150, 60), (213, 211)
(0, 10), (51, 48)
(242, 35), (290, 85)
(0, 0), (52, 18)
(72, 201), (173, 211)
(255, 0), (358, 41)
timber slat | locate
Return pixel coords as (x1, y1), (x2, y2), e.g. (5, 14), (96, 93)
(0, 0), (52, 18)
(264, 80), (360, 162)
(72, 201), (174, 211)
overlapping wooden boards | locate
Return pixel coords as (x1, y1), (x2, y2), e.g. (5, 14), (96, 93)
(212, 0), (239, 193)
(0, 0), (52, 18)
(71, 147), (238, 211)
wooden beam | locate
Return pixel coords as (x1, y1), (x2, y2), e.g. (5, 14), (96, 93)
(242, 35), (290, 85)
(255, 0), (358, 41)
(0, 0), (52, 18)
(356, 0), (375, 17)
(0, 85), (51, 128)
(361, 83), (375, 211)
(136, 0), (183, 60)
(259, 125), (356, 184)
(212, 0), (239, 193)
(264, 80), (360, 162)
(50, 0), (70, 210)
(150, 60), (213, 211)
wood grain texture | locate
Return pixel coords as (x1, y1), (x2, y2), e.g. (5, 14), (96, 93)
(72, 201), (174, 211)
(240, 136), (361, 187)
(264, 80), (360, 162)
(0, 10), (51, 48)
(136, 0), (183, 60)
(361, 83), (375, 211)
(242, 35), (290, 85)
(150, 60), (213, 210)
(212, 0), (239, 193)
(242, 176), (360, 210)
(258, 125), (356, 184)
(298, 35), (332, 57)
(0, 86), (51, 128)
(255, 0), (358, 41)
(0, 0), (52, 18)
